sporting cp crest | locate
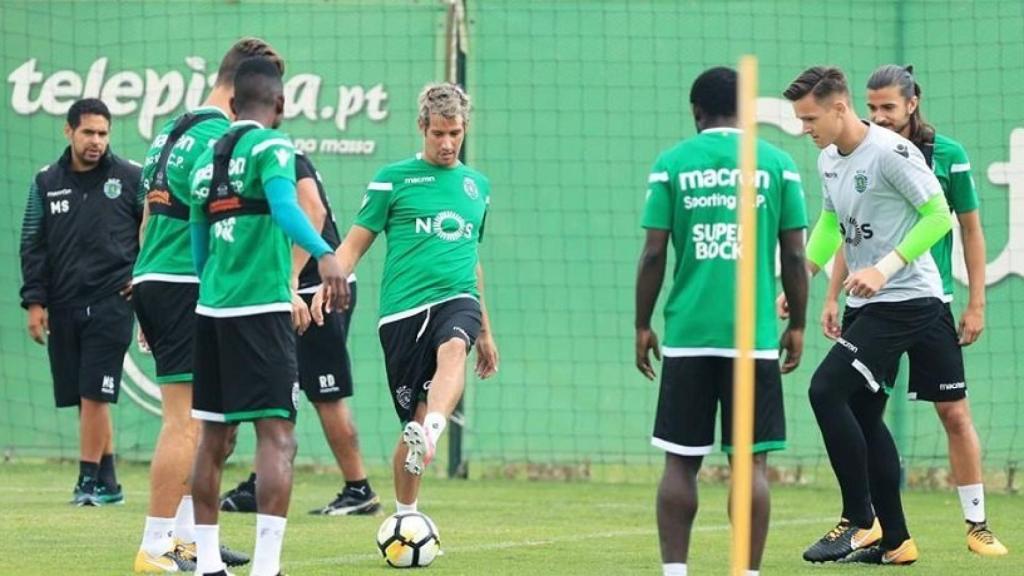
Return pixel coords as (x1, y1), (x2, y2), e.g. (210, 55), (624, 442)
(854, 172), (868, 194)
(103, 177), (122, 199)
(463, 176), (479, 200)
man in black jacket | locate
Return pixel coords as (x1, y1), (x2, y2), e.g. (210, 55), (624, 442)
(19, 98), (142, 506)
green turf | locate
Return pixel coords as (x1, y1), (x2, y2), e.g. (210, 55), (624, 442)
(1, 462), (1022, 575)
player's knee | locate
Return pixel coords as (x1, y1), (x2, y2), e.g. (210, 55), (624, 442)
(808, 358), (851, 410)
(344, 424), (360, 446)
(199, 423), (233, 460)
(437, 337), (468, 362)
(752, 452), (769, 472)
(658, 474), (697, 511)
(936, 401), (974, 435)
(163, 407), (194, 433)
(808, 369), (832, 410)
(751, 454), (770, 486)
(260, 425), (297, 458)
(281, 433), (298, 461)
(224, 426), (239, 457)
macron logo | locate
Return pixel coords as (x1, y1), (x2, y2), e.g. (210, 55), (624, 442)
(274, 148), (291, 167)
(837, 337), (859, 354)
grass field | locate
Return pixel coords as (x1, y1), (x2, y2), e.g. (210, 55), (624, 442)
(2, 461), (1022, 575)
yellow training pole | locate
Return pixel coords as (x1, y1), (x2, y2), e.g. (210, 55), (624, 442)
(730, 55), (759, 576)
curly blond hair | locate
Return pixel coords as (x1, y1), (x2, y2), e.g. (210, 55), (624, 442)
(418, 83), (471, 127)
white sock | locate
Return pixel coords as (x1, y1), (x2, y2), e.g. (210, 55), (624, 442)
(251, 514), (287, 576)
(424, 412), (447, 445)
(140, 516), (175, 557)
(173, 495), (196, 543)
(194, 524), (225, 574)
(958, 483), (986, 523)
(746, 571), (760, 576)
(662, 563), (687, 576)
(396, 499), (418, 514)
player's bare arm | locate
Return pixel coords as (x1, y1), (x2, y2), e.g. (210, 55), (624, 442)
(634, 228), (668, 380)
(26, 303), (47, 345)
(778, 228), (809, 374)
(139, 197), (151, 248)
(776, 209), (838, 318)
(821, 249), (848, 340)
(312, 224), (376, 324)
(957, 210), (986, 345)
(288, 176), (326, 334)
(134, 187), (151, 353)
(474, 262), (499, 379)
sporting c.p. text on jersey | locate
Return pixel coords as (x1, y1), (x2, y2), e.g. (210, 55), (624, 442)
(642, 128), (808, 357)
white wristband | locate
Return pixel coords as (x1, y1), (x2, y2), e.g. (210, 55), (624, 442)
(874, 251), (906, 281)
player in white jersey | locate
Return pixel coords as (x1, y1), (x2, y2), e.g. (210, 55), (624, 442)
(780, 66), (954, 565)
(821, 65), (1008, 557)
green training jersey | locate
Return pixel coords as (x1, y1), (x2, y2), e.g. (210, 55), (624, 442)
(929, 133), (979, 298)
(355, 155), (490, 322)
(642, 128), (807, 357)
(189, 121), (296, 317)
(133, 106), (231, 283)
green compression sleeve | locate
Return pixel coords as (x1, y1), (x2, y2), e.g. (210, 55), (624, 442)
(806, 210), (841, 269)
(895, 194), (953, 262)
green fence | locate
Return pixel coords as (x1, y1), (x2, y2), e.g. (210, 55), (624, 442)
(2, 1), (1021, 483)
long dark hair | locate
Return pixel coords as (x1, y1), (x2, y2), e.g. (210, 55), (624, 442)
(866, 64), (935, 149)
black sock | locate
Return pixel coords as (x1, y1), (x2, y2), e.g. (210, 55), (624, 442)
(79, 460), (99, 481)
(246, 472), (257, 486)
(99, 453), (117, 488)
(345, 478), (370, 491)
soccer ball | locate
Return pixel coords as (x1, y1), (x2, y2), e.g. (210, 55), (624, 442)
(376, 512), (441, 568)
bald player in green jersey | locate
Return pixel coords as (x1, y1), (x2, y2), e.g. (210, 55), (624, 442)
(635, 67), (809, 576)
(188, 58), (348, 576)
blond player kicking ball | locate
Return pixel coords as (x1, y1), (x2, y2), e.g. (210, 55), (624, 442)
(314, 83), (499, 517)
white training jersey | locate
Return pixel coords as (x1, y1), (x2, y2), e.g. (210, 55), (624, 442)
(818, 122), (945, 308)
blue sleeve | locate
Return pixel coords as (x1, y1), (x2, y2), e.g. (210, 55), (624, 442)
(265, 177), (332, 258)
(191, 222), (209, 275)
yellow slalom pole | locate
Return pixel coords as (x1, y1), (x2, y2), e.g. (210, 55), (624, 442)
(730, 55), (759, 576)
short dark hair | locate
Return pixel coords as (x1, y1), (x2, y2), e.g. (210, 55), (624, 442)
(215, 37), (284, 86)
(233, 57), (284, 112)
(783, 66), (849, 102)
(66, 98), (111, 128)
(690, 67), (737, 119)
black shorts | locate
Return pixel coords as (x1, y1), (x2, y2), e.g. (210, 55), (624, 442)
(192, 312), (299, 423)
(47, 293), (134, 407)
(378, 297), (482, 424)
(133, 281), (198, 383)
(870, 303), (967, 402)
(834, 298), (947, 395)
(297, 282), (356, 402)
(652, 356), (786, 456)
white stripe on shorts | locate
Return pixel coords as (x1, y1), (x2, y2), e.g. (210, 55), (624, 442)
(851, 359), (881, 392)
(651, 437), (714, 456)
